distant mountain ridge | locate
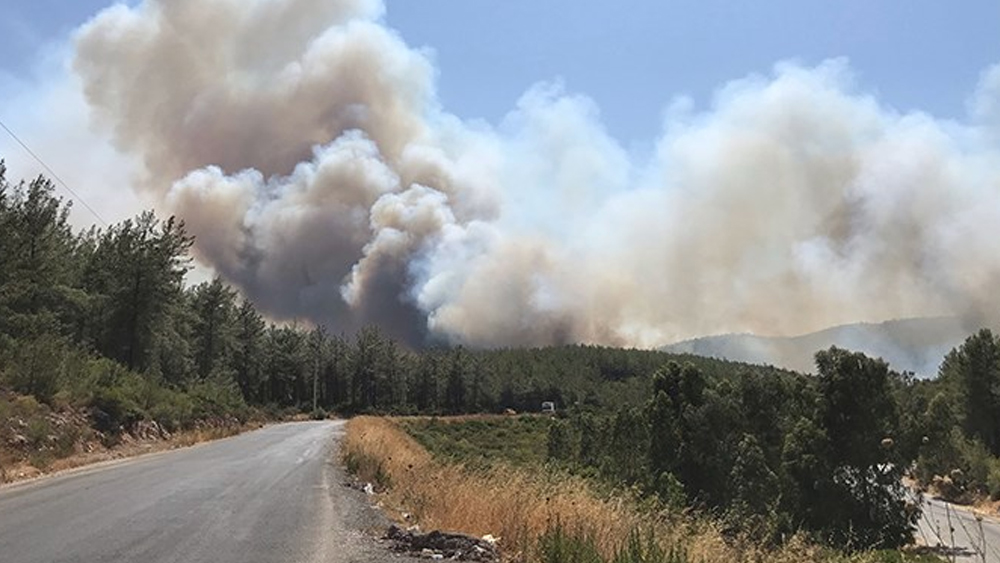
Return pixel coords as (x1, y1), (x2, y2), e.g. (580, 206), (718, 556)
(663, 317), (976, 377)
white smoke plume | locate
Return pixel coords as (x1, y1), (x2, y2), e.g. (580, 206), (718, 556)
(69, 0), (1000, 347)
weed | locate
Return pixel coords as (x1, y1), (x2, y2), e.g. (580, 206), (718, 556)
(538, 524), (603, 563)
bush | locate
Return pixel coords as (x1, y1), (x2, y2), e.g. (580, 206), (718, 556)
(147, 388), (195, 432)
(537, 524), (603, 563)
(6, 336), (67, 404)
(311, 407), (328, 420)
(189, 371), (248, 422)
(89, 387), (145, 436)
(652, 472), (686, 509)
(917, 427), (1000, 502)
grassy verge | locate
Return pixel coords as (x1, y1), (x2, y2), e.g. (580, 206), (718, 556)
(344, 416), (940, 563)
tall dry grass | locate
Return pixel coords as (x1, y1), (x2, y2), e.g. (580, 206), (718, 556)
(342, 416), (848, 563)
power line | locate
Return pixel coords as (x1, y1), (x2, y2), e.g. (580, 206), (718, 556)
(0, 118), (108, 226)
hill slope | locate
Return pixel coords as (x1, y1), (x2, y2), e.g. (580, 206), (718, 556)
(663, 317), (973, 376)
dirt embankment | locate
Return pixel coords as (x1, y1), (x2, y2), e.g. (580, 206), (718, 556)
(0, 391), (256, 484)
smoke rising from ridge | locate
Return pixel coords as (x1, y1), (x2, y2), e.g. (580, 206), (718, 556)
(71, 0), (1000, 347)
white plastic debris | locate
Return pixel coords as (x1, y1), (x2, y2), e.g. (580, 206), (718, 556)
(481, 534), (499, 545)
(363, 482), (375, 495)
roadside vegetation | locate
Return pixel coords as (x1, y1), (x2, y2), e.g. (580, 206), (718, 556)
(399, 416), (552, 467)
(357, 329), (1000, 559)
(344, 416), (939, 563)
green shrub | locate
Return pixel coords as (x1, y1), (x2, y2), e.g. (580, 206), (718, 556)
(537, 524), (603, 563)
(6, 336), (67, 404)
(652, 472), (686, 509)
(537, 525), (688, 563)
(25, 417), (52, 449)
(401, 416), (552, 467)
(189, 371), (248, 421)
(89, 387), (145, 436)
(613, 531), (687, 563)
(28, 451), (53, 471)
(147, 388), (195, 432)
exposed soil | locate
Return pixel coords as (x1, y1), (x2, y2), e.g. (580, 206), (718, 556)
(0, 392), (259, 485)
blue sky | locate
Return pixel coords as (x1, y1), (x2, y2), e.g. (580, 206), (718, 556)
(2, 0), (998, 146)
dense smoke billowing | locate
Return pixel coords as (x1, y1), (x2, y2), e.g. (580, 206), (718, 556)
(72, 0), (1000, 347)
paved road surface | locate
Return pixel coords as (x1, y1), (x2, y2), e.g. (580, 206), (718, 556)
(916, 494), (1000, 563)
(0, 421), (405, 563)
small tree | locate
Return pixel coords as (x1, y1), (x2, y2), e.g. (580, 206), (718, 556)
(812, 347), (917, 549)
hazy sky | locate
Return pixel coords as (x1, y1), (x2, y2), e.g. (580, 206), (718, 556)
(2, 0), (999, 345)
(2, 1), (998, 145)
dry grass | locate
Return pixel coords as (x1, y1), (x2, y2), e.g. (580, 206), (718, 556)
(341, 416), (859, 563)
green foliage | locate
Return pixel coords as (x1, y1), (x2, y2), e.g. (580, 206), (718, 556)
(537, 525), (604, 563)
(939, 329), (1000, 455)
(613, 531), (687, 563)
(89, 387), (145, 437)
(4, 335), (69, 403)
(146, 388), (195, 433)
(543, 352), (919, 550)
(233, 298), (267, 402)
(188, 371), (248, 421)
(729, 434), (780, 518)
(810, 348), (915, 549)
(652, 472), (686, 510)
(81, 211), (193, 374)
(909, 330), (1000, 503)
(537, 525), (689, 563)
(401, 416), (552, 467)
(189, 278), (238, 380)
(547, 419), (574, 461)
(0, 391), (91, 471)
(445, 349), (469, 414)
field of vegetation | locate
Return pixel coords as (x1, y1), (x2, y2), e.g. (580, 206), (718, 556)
(399, 415), (552, 467)
(344, 416), (940, 563)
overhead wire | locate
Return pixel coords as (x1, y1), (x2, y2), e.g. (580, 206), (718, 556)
(0, 117), (108, 227)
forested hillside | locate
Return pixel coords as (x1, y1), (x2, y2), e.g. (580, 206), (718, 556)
(0, 163), (794, 429)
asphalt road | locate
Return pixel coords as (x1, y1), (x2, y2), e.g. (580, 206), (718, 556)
(916, 494), (1000, 563)
(0, 421), (407, 563)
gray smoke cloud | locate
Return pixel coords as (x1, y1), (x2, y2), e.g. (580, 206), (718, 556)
(70, 0), (1000, 348)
